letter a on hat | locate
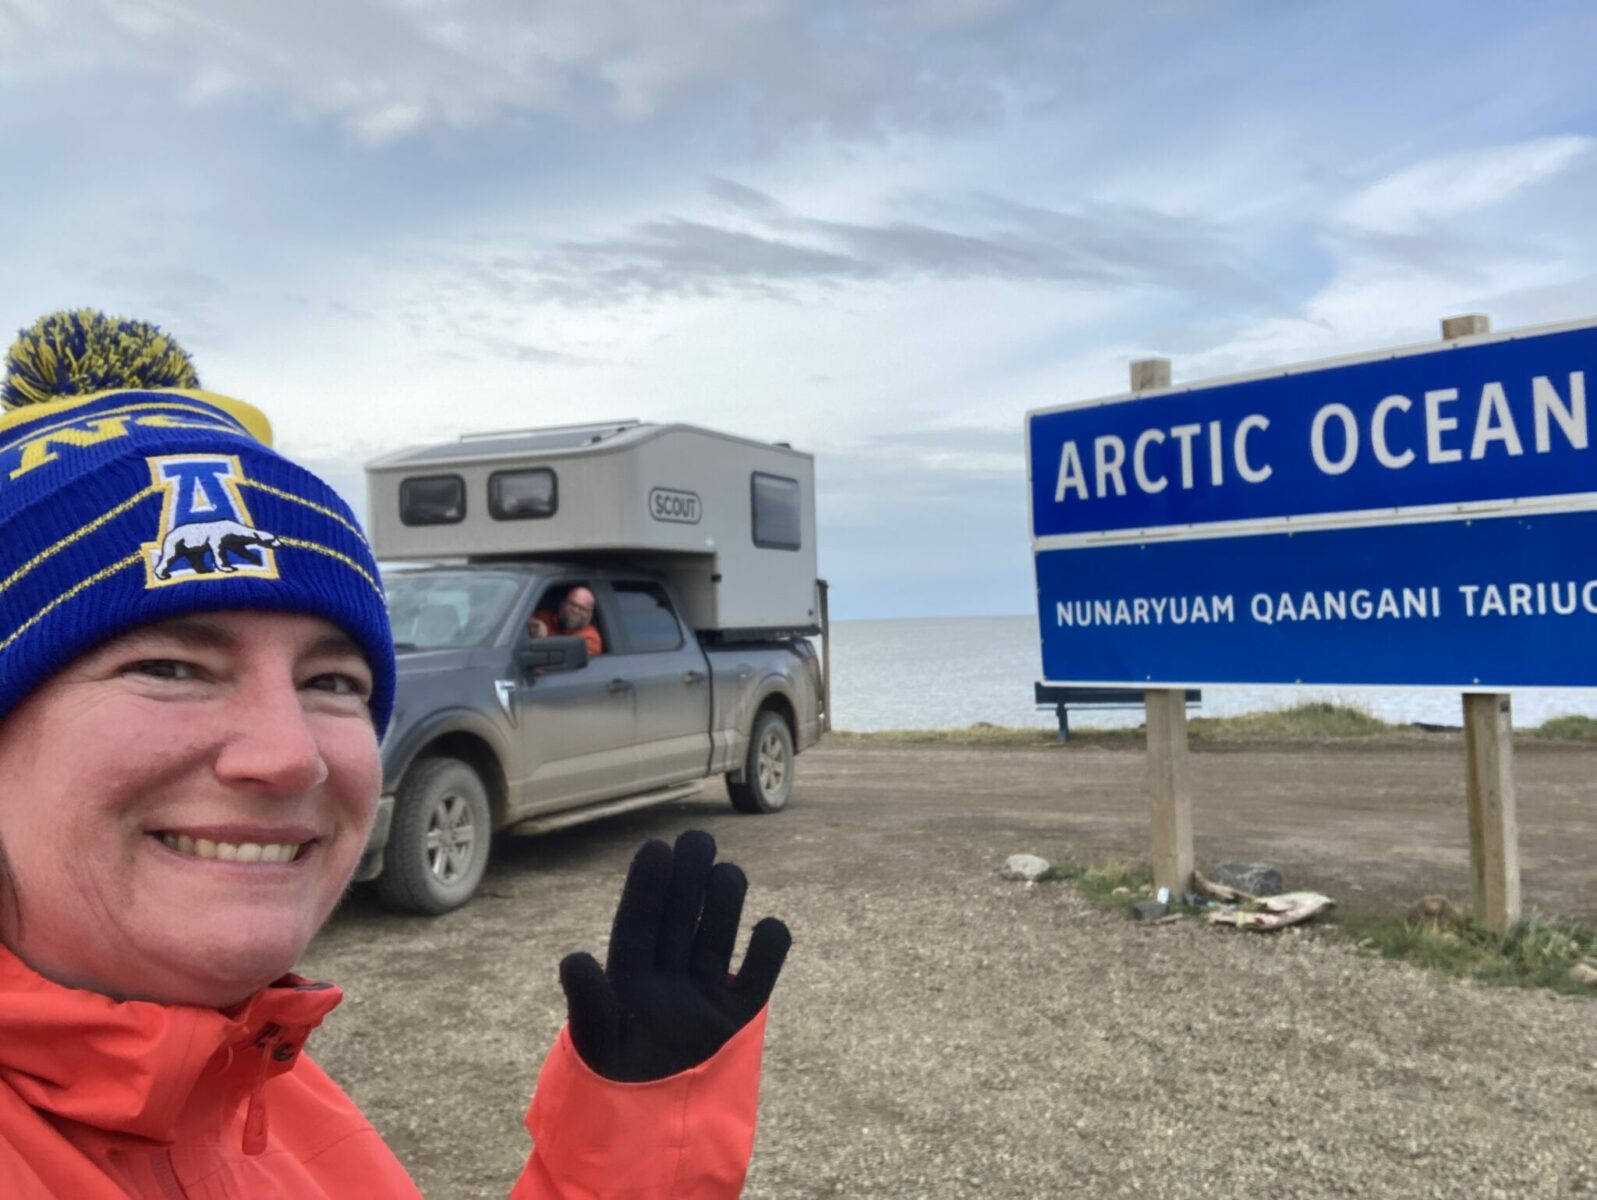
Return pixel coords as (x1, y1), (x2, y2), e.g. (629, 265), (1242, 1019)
(143, 454), (283, 587)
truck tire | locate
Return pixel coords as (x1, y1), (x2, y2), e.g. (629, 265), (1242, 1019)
(375, 756), (493, 915)
(727, 710), (795, 814)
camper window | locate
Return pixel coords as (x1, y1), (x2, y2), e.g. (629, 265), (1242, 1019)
(613, 582), (684, 653)
(489, 468), (557, 520)
(400, 475), (466, 525)
(751, 472), (802, 551)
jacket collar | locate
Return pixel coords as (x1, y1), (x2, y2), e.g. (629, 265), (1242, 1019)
(0, 943), (342, 1144)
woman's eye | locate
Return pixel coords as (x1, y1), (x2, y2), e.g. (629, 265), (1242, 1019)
(127, 659), (198, 681)
(306, 673), (369, 699)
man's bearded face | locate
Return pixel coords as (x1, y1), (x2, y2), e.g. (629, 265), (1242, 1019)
(560, 595), (594, 630)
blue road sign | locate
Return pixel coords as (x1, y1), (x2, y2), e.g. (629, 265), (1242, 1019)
(1028, 319), (1597, 688)
(1035, 509), (1597, 688)
(1028, 322), (1597, 540)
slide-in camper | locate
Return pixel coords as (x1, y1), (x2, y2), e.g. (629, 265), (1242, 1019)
(358, 421), (828, 914)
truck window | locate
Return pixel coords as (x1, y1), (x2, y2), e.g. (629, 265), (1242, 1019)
(613, 582), (684, 653)
(751, 472), (801, 550)
(400, 475), (466, 525)
(530, 584), (607, 656)
(385, 571), (523, 648)
(489, 468), (557, 520)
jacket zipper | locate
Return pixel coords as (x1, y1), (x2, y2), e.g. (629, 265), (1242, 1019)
(152, 1150), (189, 1200)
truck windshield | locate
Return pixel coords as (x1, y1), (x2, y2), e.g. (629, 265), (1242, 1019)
(384, 571), (524, 649)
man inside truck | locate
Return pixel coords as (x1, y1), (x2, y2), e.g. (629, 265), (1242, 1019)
(528, 584), (604, 657)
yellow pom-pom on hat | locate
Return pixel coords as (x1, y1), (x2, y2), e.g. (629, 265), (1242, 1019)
(0, 308), (272, 446)
(3, 309), (200, 408)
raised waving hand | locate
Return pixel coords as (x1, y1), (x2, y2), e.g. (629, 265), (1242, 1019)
(558, 830), (792, 1081)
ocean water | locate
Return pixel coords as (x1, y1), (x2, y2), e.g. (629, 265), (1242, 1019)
(824, 615), (1597, 732)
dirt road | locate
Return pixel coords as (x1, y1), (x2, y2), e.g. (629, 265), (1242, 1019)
(300, 736), (1597, 1198)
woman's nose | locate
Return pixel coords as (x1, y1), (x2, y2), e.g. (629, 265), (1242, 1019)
(211, 675), (330, 795)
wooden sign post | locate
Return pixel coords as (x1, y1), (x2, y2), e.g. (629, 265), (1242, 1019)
(1130, 357), (1194, 896)
(1442, 313), (1522, 934)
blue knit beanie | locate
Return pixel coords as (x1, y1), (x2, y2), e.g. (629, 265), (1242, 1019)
(0, 311), (395, 734)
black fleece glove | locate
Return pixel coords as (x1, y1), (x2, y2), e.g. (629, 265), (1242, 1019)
(558, 829), (792, 1082)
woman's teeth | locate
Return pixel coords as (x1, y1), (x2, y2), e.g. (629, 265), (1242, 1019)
(158, 833), (302, 863)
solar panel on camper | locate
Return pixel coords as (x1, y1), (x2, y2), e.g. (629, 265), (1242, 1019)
(391, 426), (635, 463)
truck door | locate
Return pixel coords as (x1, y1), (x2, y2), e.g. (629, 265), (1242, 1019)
(515, 581), (637, 809)
(607, 579), (712, 790)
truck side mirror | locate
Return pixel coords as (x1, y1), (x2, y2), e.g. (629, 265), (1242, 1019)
(518, 636), (589, 677)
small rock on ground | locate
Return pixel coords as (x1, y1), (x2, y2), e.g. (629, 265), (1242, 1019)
(1210, 861), (1284, 896)
(1000, 853), (1052, 882)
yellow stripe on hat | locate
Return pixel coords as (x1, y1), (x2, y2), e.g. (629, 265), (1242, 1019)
(277, 537), (385, 598)
(0, 486), (158, 598)
(0, 551), (145, 654)
(0, 388), (273, 450)
(0, 538), (385, 657)
(239, 479), (369, 545)
(185, 390), (274, 446)
(0, 401), (247, 459)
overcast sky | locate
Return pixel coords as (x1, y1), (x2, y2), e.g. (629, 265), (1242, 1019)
(2, 1), (1594, 618)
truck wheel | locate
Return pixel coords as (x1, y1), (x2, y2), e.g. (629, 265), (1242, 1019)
(375, 757), (493, 915)
(728, 710), (795, 814)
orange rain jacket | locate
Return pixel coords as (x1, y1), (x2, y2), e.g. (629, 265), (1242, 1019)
(532, 610), (604, 658)
(0, 945), (767, 1198)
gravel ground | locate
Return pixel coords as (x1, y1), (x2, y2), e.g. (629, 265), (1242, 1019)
(299, 738), (1597, 1199)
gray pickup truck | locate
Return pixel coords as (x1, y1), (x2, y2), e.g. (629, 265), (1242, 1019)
(355, 561), (825, 913)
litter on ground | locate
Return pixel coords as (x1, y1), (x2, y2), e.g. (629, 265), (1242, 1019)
(1205, 891), (1335, 930)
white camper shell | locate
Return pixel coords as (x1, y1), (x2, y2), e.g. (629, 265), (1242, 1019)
(365, 421), (820, 636)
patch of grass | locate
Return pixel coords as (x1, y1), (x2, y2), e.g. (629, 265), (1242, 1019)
(1190, 701), (1398, 739)
(1527, 714), (1597, 741)
(1049, 859), (1151, 908)
(835, 702), (1412, 746)
(1332, 910), (1597, 995)
(1044, 856), (1597, 998)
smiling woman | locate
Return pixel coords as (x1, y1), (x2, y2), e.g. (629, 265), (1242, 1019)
(0, 312), (790, 1198)
(0, 611), (382, 1009)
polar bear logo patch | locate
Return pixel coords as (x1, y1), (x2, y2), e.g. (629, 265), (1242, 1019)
(143, 455), (282, 588)
(154, 520), (281, 579)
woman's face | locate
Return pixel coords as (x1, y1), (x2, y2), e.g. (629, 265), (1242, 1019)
(0, 610), (381, 1008)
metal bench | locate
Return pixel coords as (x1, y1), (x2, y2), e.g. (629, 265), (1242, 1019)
(1034, 684), (1202, 742)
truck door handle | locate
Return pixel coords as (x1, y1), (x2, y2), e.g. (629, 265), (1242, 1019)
(682, 670), (706, 685)
(606, 678), (633, 694)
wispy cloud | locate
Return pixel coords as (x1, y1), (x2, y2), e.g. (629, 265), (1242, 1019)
(434, 334), (589, 367)
(456, 182), (1278, 308)
(548, 218), (873, 299)
(707, 178), (788, 215)
(1, 0), (1103, 144)
(1336, 137), (1594, 236)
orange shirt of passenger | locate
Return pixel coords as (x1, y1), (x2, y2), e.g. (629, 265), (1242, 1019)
(532, 610), (603, 657)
